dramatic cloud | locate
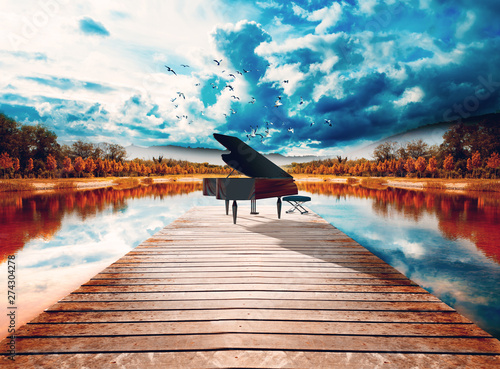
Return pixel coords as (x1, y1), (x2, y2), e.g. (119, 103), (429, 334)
(1, 0), (499, 155)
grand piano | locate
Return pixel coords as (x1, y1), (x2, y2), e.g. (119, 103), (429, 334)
(203, 133), (298, 223)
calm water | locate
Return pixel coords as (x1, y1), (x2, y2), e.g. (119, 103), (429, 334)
(1, 182), (499, 339)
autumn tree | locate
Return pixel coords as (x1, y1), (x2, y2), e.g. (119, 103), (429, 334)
(487, 152), (500, 178)
(13, 158), (20, 175)
(415, 157), (427, 178)
(426, 157), (438, 178)
(471, 151), (481, 178)
(404, 157), (416, 175)
(73, 157), (85, 177)
(26, 158), (34, 177)
(85, 157), (96, 175)
(443, 154), (454, 178)
(46, 154), (57, 178)
(62, 157), (73, 178)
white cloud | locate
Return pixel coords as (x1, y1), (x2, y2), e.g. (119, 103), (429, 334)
(292, 3), (343, 34)
(394, 86), (425, 106)
(456, 10), (476, 39)
(357, 0), (378, 15)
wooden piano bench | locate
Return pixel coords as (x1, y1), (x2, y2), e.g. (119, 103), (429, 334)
(283, 195), (311, 214)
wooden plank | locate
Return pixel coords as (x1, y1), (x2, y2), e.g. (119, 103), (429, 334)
(44, 300), (455, 312)
(28, 309), (473, 324)
(16, 321), (486, 337)
(10, 335), (500, 354)
(0, 205), (498, 368)
(59, 291), (442, 302)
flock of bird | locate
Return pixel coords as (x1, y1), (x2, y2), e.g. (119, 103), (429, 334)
(164, 59), (334, 142)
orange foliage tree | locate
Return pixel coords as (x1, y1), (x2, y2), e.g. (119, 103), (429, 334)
(427, 157), (438, 178)
(46, 154), (57, 178)
(62, 157), (73, 178)
(443, 154), (454, 178)
(73, 157), (85, 177)
(487, 152), (500, 178)
(415, 157), (426, 178)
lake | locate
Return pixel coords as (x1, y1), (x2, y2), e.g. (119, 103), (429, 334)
(1, 181), (499, 339)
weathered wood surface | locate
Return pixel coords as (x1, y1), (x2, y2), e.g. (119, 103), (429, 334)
(1, 205), (499, 368)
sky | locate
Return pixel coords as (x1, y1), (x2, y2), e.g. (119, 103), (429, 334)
(1, 0), (499, 157)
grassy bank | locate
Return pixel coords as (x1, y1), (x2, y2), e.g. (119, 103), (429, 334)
(1, 175), (500, 193)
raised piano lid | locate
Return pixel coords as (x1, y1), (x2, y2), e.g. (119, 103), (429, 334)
(213, 133), (292, 178)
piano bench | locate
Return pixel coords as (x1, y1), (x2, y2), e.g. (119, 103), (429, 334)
(283, 195), (311, 214)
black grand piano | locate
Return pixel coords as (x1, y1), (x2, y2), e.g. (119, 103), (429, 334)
(203, 133), (298, 223)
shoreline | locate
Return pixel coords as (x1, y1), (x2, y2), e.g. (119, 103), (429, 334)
(0, 175), (497, 193)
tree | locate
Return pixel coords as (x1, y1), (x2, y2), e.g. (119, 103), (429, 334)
(13, 158), (20, 174)
(443, 154), (454, 178)
(26, 158), (34, 177)
(404, 157), (416, 175)
(73, 157), (85, 177)
(85, 157), (96, 175)
(0, 152), (13, 177)
(62, 157), (73, 177)
(102, 143), (127, 162)
(0, 114), (21, 159)
(71, 140), (96, 159)
(373, 141), (397, 162)
(427, 157), (438, 178)
(471, 151), (481, 178)
(415, 157), (427, 177)
(46, 154), (57, 178)
(487, 152), (500, 178)
(405, 139), (429, 159)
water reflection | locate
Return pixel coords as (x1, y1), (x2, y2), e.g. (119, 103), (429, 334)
(299, 182), (500, 264)
(0, 182), (205, 338)
(0, 182), (202, 262)
(300, 182), (500, 338)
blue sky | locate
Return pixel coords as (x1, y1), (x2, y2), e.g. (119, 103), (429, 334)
(1, 0), (499, 156)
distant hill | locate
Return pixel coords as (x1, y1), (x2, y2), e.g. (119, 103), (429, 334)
(125, 144), (322, 166)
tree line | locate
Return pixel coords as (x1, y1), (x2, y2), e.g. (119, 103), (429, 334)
(289, 117), (500, 179)
(0, 113), (231, 178)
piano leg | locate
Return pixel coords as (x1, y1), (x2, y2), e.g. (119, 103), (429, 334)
(250, 199), (259, 214)
(225, 199), (229, 215)
(232, 200), (238, 224)
(277, 197), (282, 219)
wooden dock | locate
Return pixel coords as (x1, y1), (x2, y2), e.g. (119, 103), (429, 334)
(2, 205), (499, 368)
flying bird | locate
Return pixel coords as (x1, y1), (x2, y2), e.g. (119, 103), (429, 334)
(228, 73), (236, 78)
(213, 59), (222, 66)
(164, 65), (177, 75)
(274, 99), (283, 107)
(283, 80), (289, 84)
(324, 119), (332, 126)
(249, 97), (256, 104)
(181, 64), (190, 67)
(287, 127), (294, 134)
(231, 95), (240, 100)
(177, 92), (185, 99)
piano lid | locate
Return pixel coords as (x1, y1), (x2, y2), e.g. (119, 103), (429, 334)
(213, 133), (292, 178)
